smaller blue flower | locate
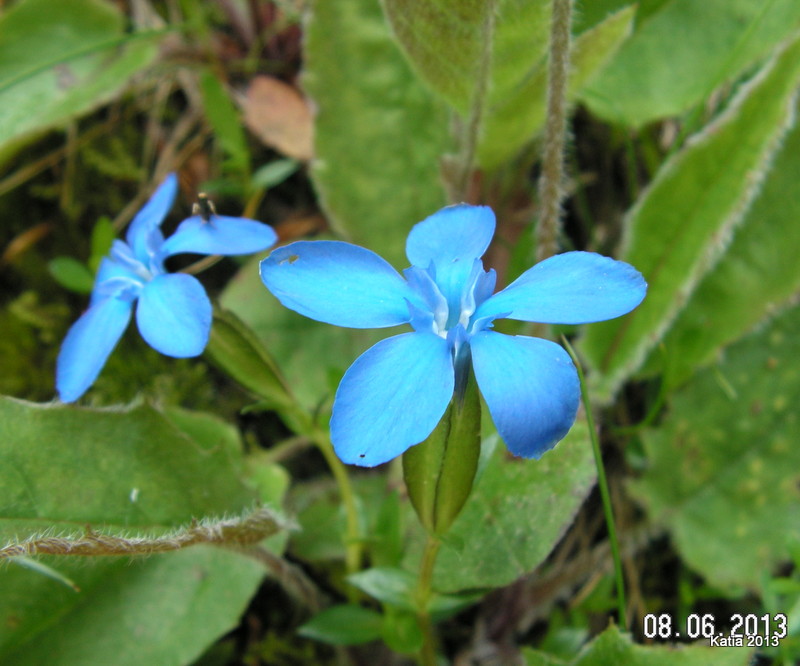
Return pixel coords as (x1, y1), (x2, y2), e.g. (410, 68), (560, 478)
(56, 174), (277, 403)
(260, 204), (646, 467)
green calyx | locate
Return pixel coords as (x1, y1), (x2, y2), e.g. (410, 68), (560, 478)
(403, 366), (481, 536)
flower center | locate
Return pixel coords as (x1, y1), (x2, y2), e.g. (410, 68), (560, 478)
(404, 260), (498, 341)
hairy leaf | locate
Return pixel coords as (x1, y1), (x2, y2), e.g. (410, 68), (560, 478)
(304, 0), (449, 268)
(0, 0), (158, 165)
(582, 0), (800, 126)
(640, 107), (800, 387)
(630, 304), (800, 590)
(580, 35), (800, 401)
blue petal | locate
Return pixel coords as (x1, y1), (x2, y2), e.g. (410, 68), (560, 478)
(331, 332), (454, 466)
(260, 241), (420, 328)
(471, 332), (579, 458)
(405, 204), (496, 312)
(136, 274), (211, 357)
(90, 256), (143, 306)
(476, 251), (647, 324)
(160, 215), (277, 258)
(126, 173), (178, 261)
(56, 296), (134, 402)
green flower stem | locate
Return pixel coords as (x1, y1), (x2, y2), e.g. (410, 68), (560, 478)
(536, 0), (573, 263)
(562, 336), (627, 627)
(416, 534), (442, 666)
(204, 308), (364, 576)
(307, 425), (364, 576)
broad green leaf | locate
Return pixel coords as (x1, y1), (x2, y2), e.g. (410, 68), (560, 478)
(630, 304), (800, 591)
(0, 0), (159, 165)
(220, 254), (387, 410)
(524, 625), (752, 666)
(639, 108), (800, 387)
(299, 604), (384, 646)
(477, 6), (635, 170)
(303, 0), (449, 268)
(580, 35), (800, 402)
(382, 0), (550, 116)
(0, 397), (258, 538)
(0, 547), (264, 665)
(0, 398), (272, 664)
(383, 0), (634, 170)
(405, 420), (596, 593)
(581, 0), (800, 126)
(199, 68), (250, 176)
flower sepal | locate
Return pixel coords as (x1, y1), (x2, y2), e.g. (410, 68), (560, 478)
(403, 365), (481, 536)
(205, 306), (295, 412)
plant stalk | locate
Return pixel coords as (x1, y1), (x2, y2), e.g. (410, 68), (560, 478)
(536, 0), (573, 263)
(562, 336), (627, 627)
(416, 534), (442, 666)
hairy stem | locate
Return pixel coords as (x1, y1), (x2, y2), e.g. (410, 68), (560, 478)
(536, 0), (573, 263)
(0, 507), (288, 559)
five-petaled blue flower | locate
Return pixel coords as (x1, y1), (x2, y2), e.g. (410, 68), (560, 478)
(260, 205), (646, 467)
(57, 173), (277, 403)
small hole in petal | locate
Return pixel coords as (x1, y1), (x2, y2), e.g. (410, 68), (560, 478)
(280, 254), (300, 265)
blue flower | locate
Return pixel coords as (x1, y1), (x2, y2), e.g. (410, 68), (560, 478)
(260, 205), (646, 467)
(56, 173), (277, 403)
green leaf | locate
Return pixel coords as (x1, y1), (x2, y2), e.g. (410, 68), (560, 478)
(405, 420), (596, 593)
(629, 304), (800, 591)
(205, 307), (294, 411)
(523, 625), (753, 666)
(403, 366), (481, 535)
(581, 0), (800, 126)
(477, 5), (635, 170)
(0, 397), (258, 539)
(639, 107), (800, 387)
(347, 567), (418, 611)
(383, 0), (634, 170)
(0, 397), (269, 663)
(220, 254), (386, 410)
(382, 0), (546, 116)
(580, 35), (800, 401)
(251, 159), (300, 190)
(289, 475), (396, 565)
(303, 0), (449, 268)
(48, 257), (94, 293)
(0, 0), (159, 165)
(0, 547), (264, 665)
(381, 607), (423, 655)
(299, 604), (384, 646)
(89, 216), (115, 272)
(199, 68), (250, 175)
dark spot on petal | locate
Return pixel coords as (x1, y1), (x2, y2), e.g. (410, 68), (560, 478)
(359, 454), (365, 458)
